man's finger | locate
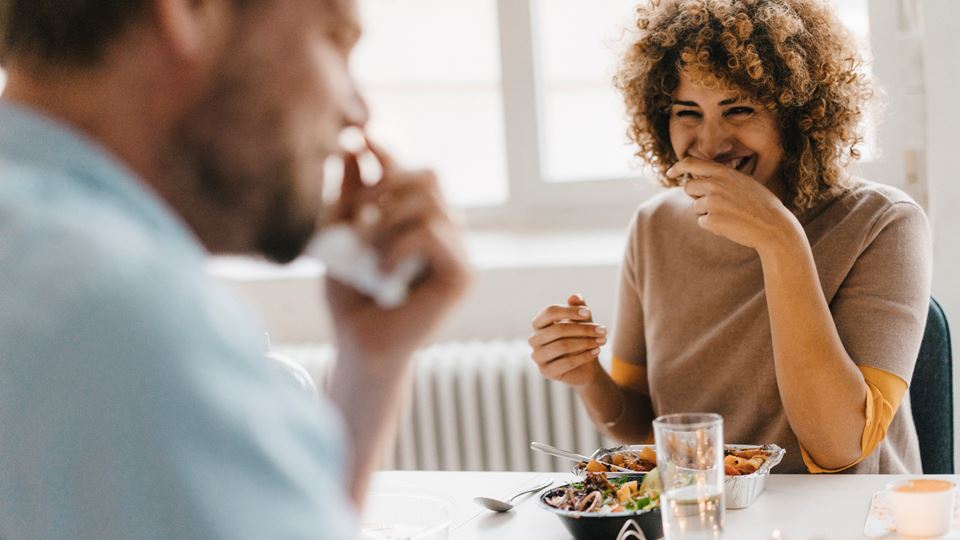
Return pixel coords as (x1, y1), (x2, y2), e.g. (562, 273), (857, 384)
(364, 138), (398, 178)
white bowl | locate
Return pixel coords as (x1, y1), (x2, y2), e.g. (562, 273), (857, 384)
(360, 489), (454, 540)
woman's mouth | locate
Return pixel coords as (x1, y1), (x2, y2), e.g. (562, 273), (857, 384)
(721, 155), (755, 175)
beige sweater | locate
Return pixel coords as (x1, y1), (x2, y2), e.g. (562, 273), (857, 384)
(611, 179), (932, 474)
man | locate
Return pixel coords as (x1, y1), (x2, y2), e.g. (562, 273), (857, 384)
(0, 0), (470, 537)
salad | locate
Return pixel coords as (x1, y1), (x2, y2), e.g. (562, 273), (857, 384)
(543, 472), (660, 514)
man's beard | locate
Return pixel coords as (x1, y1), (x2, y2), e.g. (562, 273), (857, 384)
(252, 174), (321, 264)
(168, 130), (323, 264)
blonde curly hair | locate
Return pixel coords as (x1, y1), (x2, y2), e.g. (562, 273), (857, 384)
(615, 0), (872, 211)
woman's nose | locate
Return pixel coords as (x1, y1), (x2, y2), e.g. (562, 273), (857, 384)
(693, 120), (734, 159)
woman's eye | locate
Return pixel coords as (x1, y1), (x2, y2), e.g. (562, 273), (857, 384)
(675, 110), (701, 118)
(725, 106), (754, 116)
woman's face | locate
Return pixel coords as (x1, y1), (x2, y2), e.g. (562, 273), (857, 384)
(668, 71), (785, 195)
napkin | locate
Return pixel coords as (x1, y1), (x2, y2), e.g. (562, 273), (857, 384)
(310, 224), (425, 309)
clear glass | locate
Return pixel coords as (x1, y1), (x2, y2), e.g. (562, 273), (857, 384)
(654, 413), (725, 540)
(533, 0), (877, 182)
(351, 0), (507, 207)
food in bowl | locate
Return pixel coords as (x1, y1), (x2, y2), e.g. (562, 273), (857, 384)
(543, 472), (660, 513)
(540, 472), (663, 540)
(582, 446), (658, 474)
(576, 444), (780, 477)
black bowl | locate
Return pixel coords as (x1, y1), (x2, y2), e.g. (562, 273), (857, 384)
(539, 484), (663, 540)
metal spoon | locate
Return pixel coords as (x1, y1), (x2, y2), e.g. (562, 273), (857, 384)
(529, 441), (637, 473)
(473, 478), (554, 512)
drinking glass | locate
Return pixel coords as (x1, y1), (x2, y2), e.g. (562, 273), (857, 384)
(653, 413), (725, 539)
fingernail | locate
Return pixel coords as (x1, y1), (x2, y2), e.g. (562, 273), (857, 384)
(596, 337), (607, 345)
(578, 308), (591, 318)
(596, 325), (607, 335)
(590, 348), (601, 356)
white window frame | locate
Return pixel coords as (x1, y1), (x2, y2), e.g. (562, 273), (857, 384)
(466, 0), (912, 229)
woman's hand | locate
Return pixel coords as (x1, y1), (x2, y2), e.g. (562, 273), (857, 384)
(528, 294), (607, 387)
(667, 156), (802, 251)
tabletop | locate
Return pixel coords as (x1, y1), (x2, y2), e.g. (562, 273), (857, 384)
(368, 470), (959, 540)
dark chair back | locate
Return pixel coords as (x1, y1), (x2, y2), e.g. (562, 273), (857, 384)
(910, 298), (954, 474)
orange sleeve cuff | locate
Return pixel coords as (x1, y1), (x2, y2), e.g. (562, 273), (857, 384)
(800, 365), (908, 473)
(611, 356), (649, 395)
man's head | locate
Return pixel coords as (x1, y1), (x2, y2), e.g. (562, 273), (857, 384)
(1, 0), (368, 263)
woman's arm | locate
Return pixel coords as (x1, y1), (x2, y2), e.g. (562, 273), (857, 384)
(756, 221), (867, 469)
(575, 361), (656, 443)
(669, 157), (871, 469)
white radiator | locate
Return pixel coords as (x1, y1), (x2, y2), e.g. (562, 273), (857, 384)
(277, 340), (611, 472)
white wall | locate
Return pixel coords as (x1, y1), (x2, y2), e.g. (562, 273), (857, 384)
(920, 0), (960, 461)
(212, 228), (631, 344)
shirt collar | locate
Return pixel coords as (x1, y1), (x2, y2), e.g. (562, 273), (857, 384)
(0, 100), (205, 259)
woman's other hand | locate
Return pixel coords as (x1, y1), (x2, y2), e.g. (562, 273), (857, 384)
(528, 294), (607, 387)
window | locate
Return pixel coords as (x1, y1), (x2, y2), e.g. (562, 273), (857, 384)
(349, 0), (903, 228)
(351, 0), (507, 208)
(0, 2), (903, 223)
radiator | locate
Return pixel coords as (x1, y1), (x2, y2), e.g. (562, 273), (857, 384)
(276, 340), (611, 472)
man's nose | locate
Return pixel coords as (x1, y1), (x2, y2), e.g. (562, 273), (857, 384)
(343, 84), (369, 128)
(693, 119), (734, 160)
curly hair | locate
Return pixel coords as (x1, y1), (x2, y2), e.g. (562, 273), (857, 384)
(614, 0), (872, 212)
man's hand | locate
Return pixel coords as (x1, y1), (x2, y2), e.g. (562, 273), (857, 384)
(325, 145), (471, 372)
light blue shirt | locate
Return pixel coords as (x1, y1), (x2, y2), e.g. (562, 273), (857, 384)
(0, 103), (356, 539)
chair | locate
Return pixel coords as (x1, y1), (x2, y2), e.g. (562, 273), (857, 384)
(909, 298), (954, 474)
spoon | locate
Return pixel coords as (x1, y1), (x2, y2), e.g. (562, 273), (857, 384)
(473, 478), (554, 512)
(530, 441), (637, 473)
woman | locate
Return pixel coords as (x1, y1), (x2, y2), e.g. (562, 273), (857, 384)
(528, 0), (931, 474)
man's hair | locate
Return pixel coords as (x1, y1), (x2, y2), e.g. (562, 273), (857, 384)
(0, 1), (149, 65)
(615, 0), (873, 212)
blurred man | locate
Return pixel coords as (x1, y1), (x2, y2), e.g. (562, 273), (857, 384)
(0, 0), (470, 537)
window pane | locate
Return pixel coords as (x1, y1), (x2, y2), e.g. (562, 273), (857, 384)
(352, 0), (507, 207)
(535, 0), (638, 183)
(534, 0), (877, 182)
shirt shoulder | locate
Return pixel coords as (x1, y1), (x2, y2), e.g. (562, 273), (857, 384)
(813, 178), (927, 232)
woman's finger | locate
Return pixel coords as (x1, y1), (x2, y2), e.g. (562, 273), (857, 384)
(528, 322), (606, 348)
(532, 336), (606, 366)
(692, 196), (709, 215)
(539, 349), (602, 380)
(667, 156), (727, 179)
(531, 304), (593, 330)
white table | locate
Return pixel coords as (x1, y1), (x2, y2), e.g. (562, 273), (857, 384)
(369, 471), (959, 540)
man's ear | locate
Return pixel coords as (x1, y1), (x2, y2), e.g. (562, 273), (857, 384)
(151, 0), (235, 67)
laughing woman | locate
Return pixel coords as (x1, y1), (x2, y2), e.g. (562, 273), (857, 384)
(528, 0), (931, 474)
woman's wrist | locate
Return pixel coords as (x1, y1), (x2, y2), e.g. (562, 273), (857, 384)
(756, 211), (808, 263)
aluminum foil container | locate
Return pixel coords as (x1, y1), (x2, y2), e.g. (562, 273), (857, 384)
(723, 444), (785, 509)
(573, 443), (786, 509)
